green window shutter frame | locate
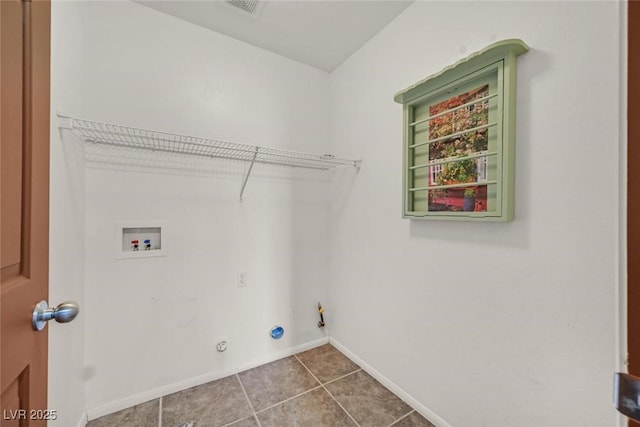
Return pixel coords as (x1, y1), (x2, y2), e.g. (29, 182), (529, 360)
(394, 39), (528, 221)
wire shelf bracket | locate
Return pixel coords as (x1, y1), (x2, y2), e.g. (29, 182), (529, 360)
(58, 114), (361, 201)
(240, 147), (259, 202)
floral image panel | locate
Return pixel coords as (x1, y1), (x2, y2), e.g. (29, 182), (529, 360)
(428, 84), (489, 164)
(428, 185), (488, 212)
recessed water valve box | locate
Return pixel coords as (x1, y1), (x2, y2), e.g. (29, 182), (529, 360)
(116, 222), (167, 259)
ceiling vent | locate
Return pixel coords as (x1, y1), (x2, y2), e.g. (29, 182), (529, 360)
(224, 0), (263, 17)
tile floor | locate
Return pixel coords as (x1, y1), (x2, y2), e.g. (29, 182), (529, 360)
(86, 344), (435, 427)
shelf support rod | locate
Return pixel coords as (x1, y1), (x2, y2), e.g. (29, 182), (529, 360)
(240, 147), (259, 202)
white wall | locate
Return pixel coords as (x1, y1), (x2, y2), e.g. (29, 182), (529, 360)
(52, 0), (332, 416)
(49, 3), (88, 426)
(51, 1), (624, 426)
(328, 2), (621, 427)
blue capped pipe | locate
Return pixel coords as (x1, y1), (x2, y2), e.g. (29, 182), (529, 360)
(270, 325), (284, 339)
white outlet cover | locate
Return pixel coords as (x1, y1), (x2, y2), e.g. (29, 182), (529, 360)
(238, 272), (248, 287)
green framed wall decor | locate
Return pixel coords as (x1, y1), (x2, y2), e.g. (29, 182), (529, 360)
(394, 39), (528, 221)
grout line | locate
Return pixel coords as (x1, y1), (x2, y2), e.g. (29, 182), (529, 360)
(239, 353), (358, 420)
(158, 396), (162, 427)
(322, 368), (362, 387)
(320, 381), (362, 427)
(253, 384), (324, 415)
(386, 410), (415, 427)
(235, 374), (262, 427)
(294, 354), (362, 427)
(292, 354), (323, 388)
(222, 415), (259, 427)
(249, 355), (327, 416)
(222, 415), (256, 427)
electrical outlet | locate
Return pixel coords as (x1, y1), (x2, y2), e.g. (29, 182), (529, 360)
(238, 272), (248, 287)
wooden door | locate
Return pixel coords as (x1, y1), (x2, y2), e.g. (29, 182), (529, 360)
(0, 0), (51, 425)
(629, 0), (639, 381)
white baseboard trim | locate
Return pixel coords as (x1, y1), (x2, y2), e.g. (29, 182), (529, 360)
(329, 337), (453, 427)
(85, 336), (329, 421)
(75, 412), (88, 427)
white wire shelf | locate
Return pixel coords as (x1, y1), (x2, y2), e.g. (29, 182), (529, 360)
(59, 115), (361, 201)
(61, 116), (360, 170)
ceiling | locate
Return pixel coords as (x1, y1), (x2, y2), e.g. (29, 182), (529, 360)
(136, 0), (414, 72)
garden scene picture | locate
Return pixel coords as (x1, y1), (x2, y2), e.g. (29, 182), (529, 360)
(427, 84), (490, 212)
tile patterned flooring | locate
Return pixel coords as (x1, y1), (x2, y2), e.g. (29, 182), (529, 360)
(86, 344), (435, 427)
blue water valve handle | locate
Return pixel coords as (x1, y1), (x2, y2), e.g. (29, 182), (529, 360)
(270, 325), (284, 339)
(144, 239), (151, 250)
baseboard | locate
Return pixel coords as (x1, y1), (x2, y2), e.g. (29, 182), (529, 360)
(329, 337), (453, 427)
(76, 412), (88, 427)
(86, 336), (329, 421)
(85, 335), (450, 426)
